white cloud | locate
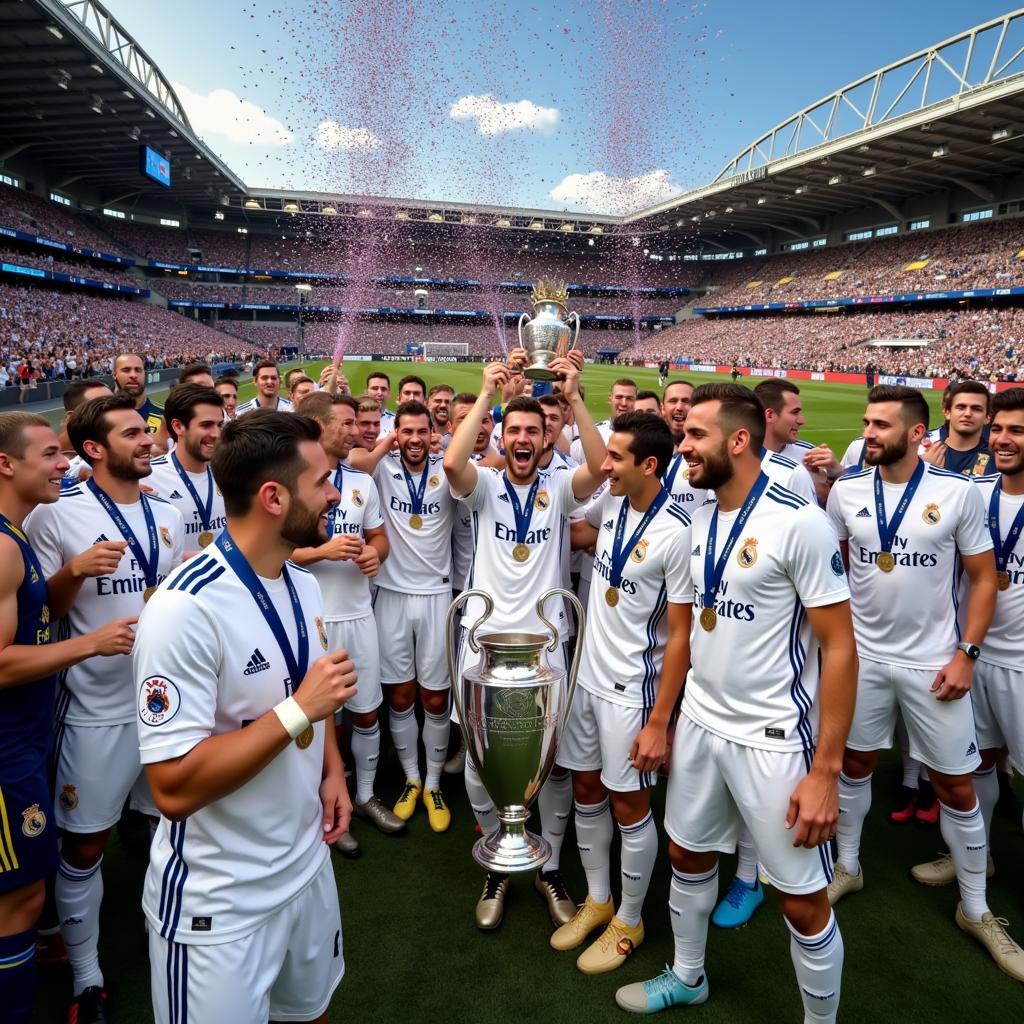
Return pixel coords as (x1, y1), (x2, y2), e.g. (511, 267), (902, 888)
(173, 82), (293, 147)
(316, 121), (382, 152)
(549, 169), (682, 215)
(449, 94), (559, 136)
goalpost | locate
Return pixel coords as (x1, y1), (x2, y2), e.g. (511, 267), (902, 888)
(423, 341), (469, 360)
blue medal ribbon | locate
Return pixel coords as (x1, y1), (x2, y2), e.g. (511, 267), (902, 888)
(87, 478), (159, 589)
(703, 472), (769, 612)
(503, 472), (540, 546)
(610, 488), (669, 589)
(663, 454), (683, 494)
(988, 478), (1024, 574)
(402, 460), (429, 519)
(874, 459), (925, 555)
(216, 532), (309, 688)
(171, 452), (214, 533)
(326, 462), (344, 536)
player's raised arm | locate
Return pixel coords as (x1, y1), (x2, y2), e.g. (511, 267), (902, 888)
(444, 361), (509, 497)
(346, 430), (395, 474)
(553, 355), (606, 500)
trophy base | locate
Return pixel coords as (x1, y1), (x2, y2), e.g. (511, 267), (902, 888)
(472, 829), (551, 874)
(523, 364), (558, 382)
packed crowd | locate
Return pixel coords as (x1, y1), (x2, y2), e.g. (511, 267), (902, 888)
(0, 245), (135, 288)
(0, 183), (129, 257)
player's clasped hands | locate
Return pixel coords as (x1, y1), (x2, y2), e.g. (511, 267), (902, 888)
(70, 539), (128, 578)
(351, 542), (380, 578)
(318, 535), (364, 562)
(295, 649), (357, 724)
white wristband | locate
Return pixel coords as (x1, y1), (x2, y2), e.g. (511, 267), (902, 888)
(273, 696), (310, 739)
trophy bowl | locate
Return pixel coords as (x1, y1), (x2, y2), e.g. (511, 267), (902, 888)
(517, 279), (580, 381)
(446, 588), (585, 872)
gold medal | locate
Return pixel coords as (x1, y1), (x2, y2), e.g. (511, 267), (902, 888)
(143, 586), (157, 603)
(198, 531), (214, 548)
(996, 570), (1011, 591)
(699, 607), (717, 631)
(605, 587), (619, 607)
(512, 543), (530, 562)
(409, 514), (423, 529)
(296, 725), (314, 749)
(876, 551), (895, 573)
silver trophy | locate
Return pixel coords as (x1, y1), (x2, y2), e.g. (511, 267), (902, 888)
(517, 279), (580, 381)
(446, 588), (585, 872)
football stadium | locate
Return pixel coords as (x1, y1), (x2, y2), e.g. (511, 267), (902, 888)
(1, 1), (1024, 1022)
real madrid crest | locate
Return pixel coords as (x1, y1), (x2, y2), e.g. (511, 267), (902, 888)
(535, 490), (550, 511)
(138, 676), (181, 727)
(737, 537), (758, 568)
(159, 525), (173, 548)
(428, 475), (440, 489)
(21, 803), (46, 837)
(59, 784), (78, 812)
(351, 489), (364, 508)
(922, 503), (941, 525)
(316, 616), (329, 651)
(631, 539), (649, 563)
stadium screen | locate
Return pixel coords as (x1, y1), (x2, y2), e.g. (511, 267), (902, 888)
(139, 145), (171, 188)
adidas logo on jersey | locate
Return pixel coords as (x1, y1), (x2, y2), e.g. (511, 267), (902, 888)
(692, 544), (702, 556)
(498, 493), (510, 502)
(243, 649), (270, 676)
(169, 490), (184, 500)
(856, 507), (872, 518)
(603, 519), (614, 531)
(94, 534), (109, 544)
(966, 741), (977, 757)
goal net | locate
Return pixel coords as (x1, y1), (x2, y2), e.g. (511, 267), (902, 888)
(423, 341), (469, 359)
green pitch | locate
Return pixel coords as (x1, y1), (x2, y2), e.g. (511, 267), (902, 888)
(34, 363), (1024, 1023)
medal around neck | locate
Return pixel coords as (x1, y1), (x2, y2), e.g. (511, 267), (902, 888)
(517, 279), (581, 381)
(446, 587), (586, 873)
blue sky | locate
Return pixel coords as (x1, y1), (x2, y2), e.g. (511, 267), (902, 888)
(103, 0), (1018, 213)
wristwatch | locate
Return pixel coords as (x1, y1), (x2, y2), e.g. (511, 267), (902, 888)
(957, 642), (981, 660)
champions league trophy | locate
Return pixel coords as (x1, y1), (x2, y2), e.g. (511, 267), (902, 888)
(445, 588), (585, 872)
(517, 279), (580, 381)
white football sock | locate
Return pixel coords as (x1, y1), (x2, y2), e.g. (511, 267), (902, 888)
(574, 799), (613, 904)
(836, 772), (872, 876)
(973, 764), (998, 842)
(388, 705), (420, 783)
(940, 800), (990, 920)
(787, 910), (844, 1024)
(422, 711), (450, 791)
(617, 811), (657, 927)
(465, 756), (498, 836)
(669, 865), (717, 986)
(735, 828), (759, 886)
(57, 856), (104, 996)
(537, 772), (572, 873)
(350, 721), (380, 805)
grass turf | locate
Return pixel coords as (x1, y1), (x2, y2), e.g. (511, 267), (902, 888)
(32, 362), (1024, 1022)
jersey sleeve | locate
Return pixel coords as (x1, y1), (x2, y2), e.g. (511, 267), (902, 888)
(784, 505), (851, 608)
(363, 478), (384, 530)
(955, 479), (994, 556)
(168, 506), (185, 566)
(569, 438), (584, 465)
(134, 589), (223, 763)
(23, 501), (65, 579)
(787, 465), (818, 504)
(583, 489), (607, 528)
(825, 482), (851, 541)
(840, 439), (864, 470)
(457, 463), (489, 510)
(664, 523), (693, 605)
(556, 467), (586, 514)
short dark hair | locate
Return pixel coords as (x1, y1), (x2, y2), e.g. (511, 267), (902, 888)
(253, 359), (278, 377)
(398, 374), (426, 396)
(288, 375), (315, 392)
(450, 392), (478, 411)
(612, 378), (637, 392)
(214, 375), (238, 394)
(753, 379), (800, 414)
(428, 383), (454, 399)
(502, 395), (544, 432)
(63, 379), (108, 413)
(163, 384), (224, 439)
(992, 386), (1024, 415)
(867, 384), (930, 431)
(537, 394), (562, 410)
(663, 380), (694, 398)
(68, 392), (140, 464)
(367, 371), (390, 387)
(635, 389), (660, 404)
(0, 411), (51, 459)
(946, 379), (991, 412)
(297, 391), (358, 426)
(394, 400), (431, 430)
(690, 383), (766, 450)
(212, 410), (321, 517)
(611, 411), (674, 477)
(177, 363), (213, 385)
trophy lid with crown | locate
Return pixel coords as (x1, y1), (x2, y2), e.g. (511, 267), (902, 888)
(531, 278), (569, 309)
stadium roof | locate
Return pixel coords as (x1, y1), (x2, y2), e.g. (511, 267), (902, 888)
(0, 0), (245, 204)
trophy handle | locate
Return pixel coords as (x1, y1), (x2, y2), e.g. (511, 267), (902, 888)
(445, 589), (493, 739)
(536, 588), (586, 733)
(565, 310), (581, 352)
(516, 311), (530, 350)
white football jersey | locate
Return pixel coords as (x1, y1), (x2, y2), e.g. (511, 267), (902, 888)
(147, 454), (227, 554)
(236, 395), (294, 416)
(761, 448), (817, 503)
(307, 463), (383, 620)
(452, 453), (486, 591)
(134, 548), (329, 945)
(965, 475), (1023, 670)
(782, 439), (815, 463)
(26, 485), (184, 726)
(579, 490), (692, 708)
(570, 419), (614, 465)
(663, 453), (709, 511)
(682, 485), (849, 753)
(841, 438), (866, 472)
(378, 409), (395, 438)
(826, 463), (991, 670)
(458, 465), (582, 637)
(373, 452), (455, 594)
